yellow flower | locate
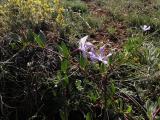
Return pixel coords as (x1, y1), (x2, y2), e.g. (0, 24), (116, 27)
(57, 7), (64, 13)
(56, 14), (64, 25)
(54, 0), (60, 4)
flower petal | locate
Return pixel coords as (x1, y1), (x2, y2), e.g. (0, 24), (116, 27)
(146, 26), (150, 31)
(88, 48), (97, 61)
(82, 51), (87, 58)
(85, 42), (94, 49)
(102, 60), (108, 64)
(106, 53), (112, 58)
(99, 45), (105, 57)
(140, 25), (150, 31)
(100, 45), (105, 53)
(79, 35), (88, 50)
(144, 25), (147, 29)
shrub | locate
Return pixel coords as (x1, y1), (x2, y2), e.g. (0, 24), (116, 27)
(0, 0), (54, 34)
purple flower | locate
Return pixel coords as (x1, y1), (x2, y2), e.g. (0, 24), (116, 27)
(78, 36), (112, 64)
(88, 45), (112, 64)
(88, 48), (97, 61)
(79, 35), (94, 57)
(140, 25), (150, 31)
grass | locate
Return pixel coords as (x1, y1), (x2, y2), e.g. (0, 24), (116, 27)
(0, 0), (160, 120)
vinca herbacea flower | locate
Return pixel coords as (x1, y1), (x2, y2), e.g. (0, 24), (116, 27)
(88, 45), (112, 64)
(140, 25), (150, 31)
(79, 36), (112, 64)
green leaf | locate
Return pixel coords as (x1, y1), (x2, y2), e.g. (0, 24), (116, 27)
(33, 33), (45, 48)
(79, 53), (88, 69)
(111, 82), (116, 95)
(99, 62), (106, 73)
(61, 59), (69, 73)
(126, 106), (132, 113)
(86, 112), (91, 120)
(58, 42), (70, 58)
(60, 110), (66, 120)
(63, 74), (69, 86)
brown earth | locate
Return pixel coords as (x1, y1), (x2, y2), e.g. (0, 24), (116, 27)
(85, 1), (128, 53)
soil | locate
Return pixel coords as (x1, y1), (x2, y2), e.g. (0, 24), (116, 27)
(85, 1), (128, 53)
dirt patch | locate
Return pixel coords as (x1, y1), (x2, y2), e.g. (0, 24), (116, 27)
(85, 1), (128, 53)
